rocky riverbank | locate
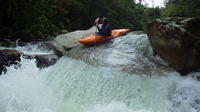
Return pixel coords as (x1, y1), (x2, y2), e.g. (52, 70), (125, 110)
(2, 17), (199, 76)
(0, 27), (91, 74)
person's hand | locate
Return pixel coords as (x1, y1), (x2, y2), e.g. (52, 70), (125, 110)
(94, 17), (100, 25)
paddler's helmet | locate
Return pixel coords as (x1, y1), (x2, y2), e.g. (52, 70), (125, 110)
(102, 17), (108, 23)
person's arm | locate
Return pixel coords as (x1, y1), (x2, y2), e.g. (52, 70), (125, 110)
(94, 17), (100, 25)
(96, 25), (101, 32)
(94, 18), (102, 32)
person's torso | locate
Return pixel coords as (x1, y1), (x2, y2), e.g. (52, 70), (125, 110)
(101, 24), (111, 36)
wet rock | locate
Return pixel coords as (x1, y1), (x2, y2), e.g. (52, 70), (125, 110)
(35, 54), (58, 68)
(43, 41), (63, 57)
(147, 17), (200, 75)
(0, 49), (22, 74)
(65, 33), (170, 75)
(59, 30), (69, 34)
(19, 42), (61, 67)
(23, 54), (59, 69)
(0, 48), (59, 75)
(51, 27), (96, 55)
(197, 76), (200, 81)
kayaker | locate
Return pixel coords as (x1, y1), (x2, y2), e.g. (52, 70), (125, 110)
(95, 17), (112, 36)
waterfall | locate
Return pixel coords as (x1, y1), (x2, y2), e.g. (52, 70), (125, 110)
(0, 33), (200, 112)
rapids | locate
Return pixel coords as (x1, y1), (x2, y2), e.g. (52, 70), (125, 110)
(0, 33), (200, 112)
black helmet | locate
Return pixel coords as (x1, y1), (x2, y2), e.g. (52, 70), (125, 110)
(102, 17), (108, 23)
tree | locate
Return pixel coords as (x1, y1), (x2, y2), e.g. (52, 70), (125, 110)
(145, 7), (162, 20)
(162, 0), (200, 17)
(0, 0), (149, 41)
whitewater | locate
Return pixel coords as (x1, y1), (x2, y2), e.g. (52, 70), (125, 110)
(0, 33), (200, 112)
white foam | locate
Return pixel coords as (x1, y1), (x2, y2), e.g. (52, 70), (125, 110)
(0, 33), (200, 112)
(0, 58), (53, 112)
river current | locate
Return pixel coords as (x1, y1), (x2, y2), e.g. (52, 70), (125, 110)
(0, 33), (200, 112)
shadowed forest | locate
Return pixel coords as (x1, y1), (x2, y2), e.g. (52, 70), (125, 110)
(0, 0), (199, 41)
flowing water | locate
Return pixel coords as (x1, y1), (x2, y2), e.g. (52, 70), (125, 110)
(0, 33), (200, 112)
(0, 42), (53, 55)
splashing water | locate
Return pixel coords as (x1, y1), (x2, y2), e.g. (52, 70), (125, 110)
(0, 58), (51, 112)
(0, 41), (53, 55)
(16, 43), (53, 55)
(0, 33), (200, 112)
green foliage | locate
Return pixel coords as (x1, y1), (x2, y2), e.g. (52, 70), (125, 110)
(0, 0), (59, 41)
(1, 0), (199, 41)
(161, 0), (200, 17)
(145, 7), (162, 20)
(58, 0), (147, 30)
(0, 0), (159, 41)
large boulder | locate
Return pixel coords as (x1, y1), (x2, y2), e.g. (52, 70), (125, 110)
(147, 17), (200, 75)
(52, 27), (97, 55)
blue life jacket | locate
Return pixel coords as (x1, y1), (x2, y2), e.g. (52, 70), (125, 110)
(97, 24), (112, 36)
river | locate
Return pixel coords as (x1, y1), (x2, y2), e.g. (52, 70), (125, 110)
(0, 32), (199, 112)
